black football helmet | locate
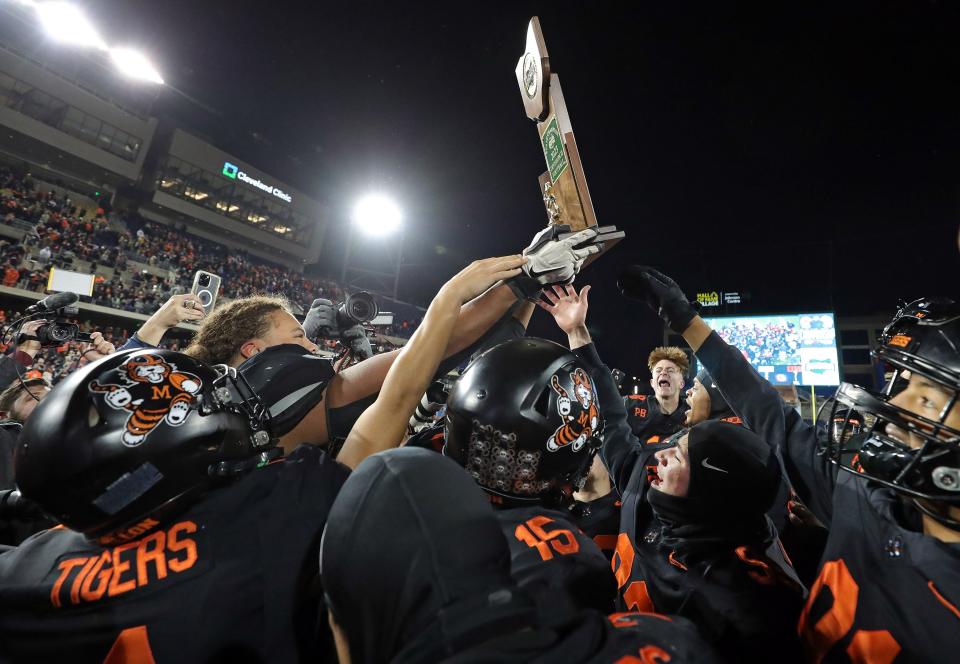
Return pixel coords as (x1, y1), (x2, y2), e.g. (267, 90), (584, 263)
(443, 338), (604, 506)
(820, 298), (960, 528)
(15, 349), (276, 541)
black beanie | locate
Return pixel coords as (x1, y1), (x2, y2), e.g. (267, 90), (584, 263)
(685, 420), (781, 518)
(695, 368), (737, 421)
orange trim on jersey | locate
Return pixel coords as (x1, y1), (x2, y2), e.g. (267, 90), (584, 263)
(777, 538), (794, 568)
(668, 550), (687, 571)
(104, 625), (157, 664)
(928, 581), (960, 621)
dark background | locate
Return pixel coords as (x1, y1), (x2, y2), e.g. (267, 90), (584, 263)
(86, 0), (959, 374)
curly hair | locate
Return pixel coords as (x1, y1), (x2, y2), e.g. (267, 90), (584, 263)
(647, 346), (689, 373)
(185, 295), (292, 366)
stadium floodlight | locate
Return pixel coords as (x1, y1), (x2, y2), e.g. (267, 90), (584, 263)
(110, 47), (164, 84)
(34, 2), (108, 50)
(352, 194), (402, 237)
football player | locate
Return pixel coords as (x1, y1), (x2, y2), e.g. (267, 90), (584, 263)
(621, 264), (960, 661)
(0, 254), (525, 662)
(540, 282), (806, 662)
(441, 337), (616, 612)
(623, 346), (690, 445)
(321, 446), (720, 663)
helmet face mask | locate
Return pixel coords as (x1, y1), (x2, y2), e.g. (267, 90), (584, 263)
(820, 298), (960, 528)
(16, 350), (277, 541)
(442, 339), (604, 507)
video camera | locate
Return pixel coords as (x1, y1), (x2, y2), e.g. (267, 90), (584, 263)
(17, 292), (91, 347)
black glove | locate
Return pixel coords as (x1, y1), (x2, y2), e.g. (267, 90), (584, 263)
(617, 265), (698, 333)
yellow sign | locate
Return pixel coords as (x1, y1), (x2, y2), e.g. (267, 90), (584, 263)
(696, 292), (720, 307)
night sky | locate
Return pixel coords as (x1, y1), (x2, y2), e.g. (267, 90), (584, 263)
(87, 1), (959, 374)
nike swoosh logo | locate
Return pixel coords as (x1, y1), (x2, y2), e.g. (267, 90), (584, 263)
(701, 458), (729, 473)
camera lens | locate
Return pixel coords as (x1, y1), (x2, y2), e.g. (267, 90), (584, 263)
(345, 292), (378, 324)
(46, 324), (73, 343)
(199, 274), (211, 287)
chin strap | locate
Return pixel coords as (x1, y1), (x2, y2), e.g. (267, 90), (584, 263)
(208, 447), (283, 478)
(911, 497), (960, 532)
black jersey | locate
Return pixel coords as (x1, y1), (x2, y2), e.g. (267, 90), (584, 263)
(576, 343), (805, 662)
(696, 330), (960, 660)
(798, 473), (960, 662)
(443, 608), (721, 663)
(622, 393), (687, 446)
(570, 490), (622, 560)
(0, 445), (349, 663)
(496, 505), (615, 613)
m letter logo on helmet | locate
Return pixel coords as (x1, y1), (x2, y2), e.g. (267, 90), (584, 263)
(546, 368), (600, 453)
(89, 354), (203, 447)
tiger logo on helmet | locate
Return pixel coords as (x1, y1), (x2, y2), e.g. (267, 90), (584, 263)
(89, 353), (203, 447)
(547, 368), (600, 452)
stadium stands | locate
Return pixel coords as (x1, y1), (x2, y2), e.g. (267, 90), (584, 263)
(1, 166), (421, 367)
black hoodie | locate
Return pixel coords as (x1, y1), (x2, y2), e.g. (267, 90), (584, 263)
(320, 447), (720, 663)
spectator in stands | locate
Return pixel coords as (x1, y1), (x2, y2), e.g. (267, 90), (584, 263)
(2, 264), (19, 288)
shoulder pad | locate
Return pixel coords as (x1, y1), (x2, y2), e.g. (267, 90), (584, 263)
(238, 344), (335, 435)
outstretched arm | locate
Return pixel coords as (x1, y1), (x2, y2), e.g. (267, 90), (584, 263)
(337, 256), (527, 470)
(119, 294), (205, 349)
(539, 284), (650, 495)
(327, 227), (602, 409)
(618, 266), (837, 523)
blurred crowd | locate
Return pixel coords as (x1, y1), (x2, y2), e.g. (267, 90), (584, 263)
(1, 168), (420, 338)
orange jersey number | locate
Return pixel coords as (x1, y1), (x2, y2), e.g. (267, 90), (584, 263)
(798, 559), (900, 663)
(514, 515), (580, 561)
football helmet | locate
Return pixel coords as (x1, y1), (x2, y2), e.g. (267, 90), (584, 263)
(821, 298), (960, 527)
(15, 349), (276, 541)
(443, 338), (603, 506)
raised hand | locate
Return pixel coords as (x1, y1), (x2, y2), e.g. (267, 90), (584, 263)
(538, 284), (591, 335)
(17, 319), (46, 357)
(617, 265), (698, 333)
(507, 225), (603, 300)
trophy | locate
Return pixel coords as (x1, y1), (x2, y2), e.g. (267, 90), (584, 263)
(516, 17), (624, 257)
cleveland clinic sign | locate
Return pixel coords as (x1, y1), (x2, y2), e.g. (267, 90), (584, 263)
(221, 162), (293, 203)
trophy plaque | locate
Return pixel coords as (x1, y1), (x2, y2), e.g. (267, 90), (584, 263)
(516, 17), (624, 257)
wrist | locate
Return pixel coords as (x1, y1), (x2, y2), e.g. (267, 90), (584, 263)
(566, 325), (591, 349)
(20, 343), (41, 356)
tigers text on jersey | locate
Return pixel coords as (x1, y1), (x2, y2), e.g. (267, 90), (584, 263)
(0, 445), (349, 663)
